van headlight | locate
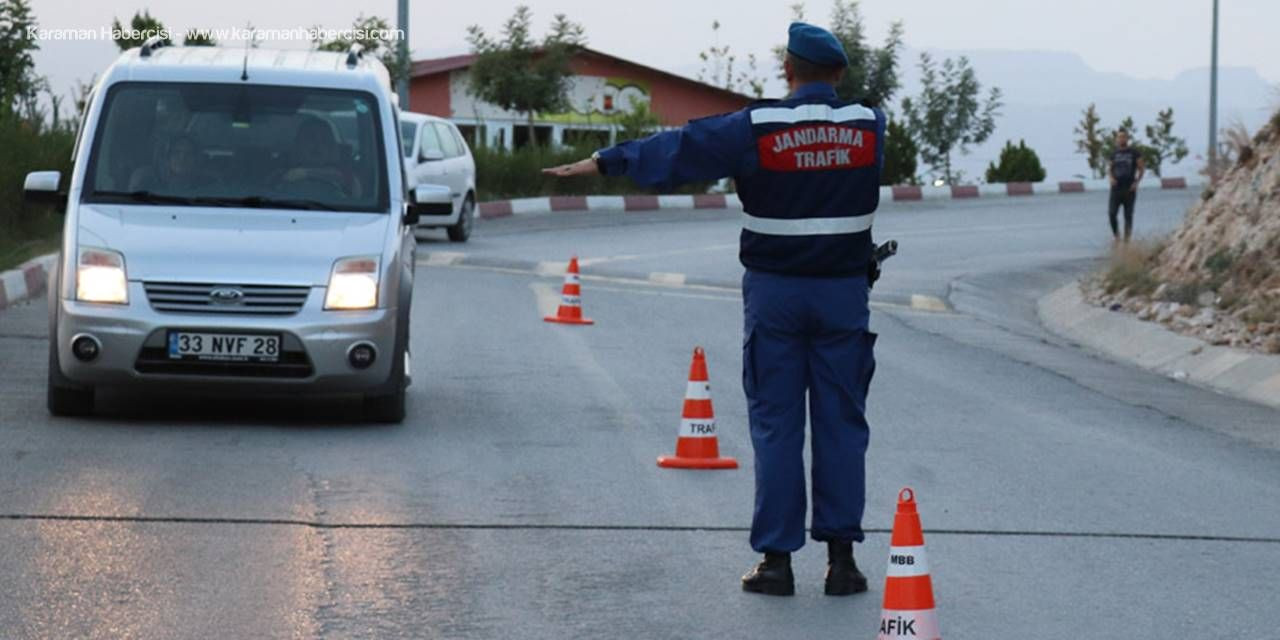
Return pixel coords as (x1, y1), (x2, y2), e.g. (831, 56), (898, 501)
(324, 256), (379, 310)
(76, 247), (129, 304)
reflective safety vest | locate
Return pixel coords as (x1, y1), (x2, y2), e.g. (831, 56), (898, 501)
(736, 96), (885, 277)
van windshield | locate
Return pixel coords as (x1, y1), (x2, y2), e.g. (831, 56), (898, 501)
(83, 82), (389, 213)
(399, 121), (416, 158)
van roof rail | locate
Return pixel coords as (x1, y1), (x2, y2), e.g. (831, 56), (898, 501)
(139, 35), (168, 58)
(345, 43), (364, 68)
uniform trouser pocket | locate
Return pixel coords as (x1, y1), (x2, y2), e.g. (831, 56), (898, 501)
(743, 322), (812, 553)
(807, 328), (875, 544)
(861, 330), (878, 399)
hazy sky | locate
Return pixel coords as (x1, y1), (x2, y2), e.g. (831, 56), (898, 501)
(25, 0), (1280, 99)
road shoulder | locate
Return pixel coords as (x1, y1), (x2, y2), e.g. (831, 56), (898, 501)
(1039, 281), (1280, 412)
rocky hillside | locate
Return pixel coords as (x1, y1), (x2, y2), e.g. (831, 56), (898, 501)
(1091, 110), (1280, 354)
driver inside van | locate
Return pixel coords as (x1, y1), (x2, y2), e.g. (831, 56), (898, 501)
(128, 135), (217, 193)
(278, 116), (362, 197)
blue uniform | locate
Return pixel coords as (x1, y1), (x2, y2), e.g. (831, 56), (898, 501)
(596, 82), (886, 553)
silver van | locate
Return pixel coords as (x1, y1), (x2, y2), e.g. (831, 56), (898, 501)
(24, 40), (450, 422)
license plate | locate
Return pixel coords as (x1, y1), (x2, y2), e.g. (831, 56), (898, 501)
(167, 331), (281, 362)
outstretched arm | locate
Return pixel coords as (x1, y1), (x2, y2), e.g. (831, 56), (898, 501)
(542, 110), (754, 189)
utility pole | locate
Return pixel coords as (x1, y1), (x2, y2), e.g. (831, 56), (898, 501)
(1208, 0), (1219, 180)
(397, 0), (410, 108)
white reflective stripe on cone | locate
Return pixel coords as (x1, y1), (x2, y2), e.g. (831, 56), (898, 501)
(878, 609), (940, 639)
(741, 212), (875, 236)
(750, 103), (877, 124)
(885, 545), (930, 578)
(679, 418), (717, 438)
(685, 381), (711, 400)
(564, 273), (580, 284)
(560, 295), (581, 306)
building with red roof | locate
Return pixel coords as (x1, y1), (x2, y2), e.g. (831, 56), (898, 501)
(408, 47), (755, 149)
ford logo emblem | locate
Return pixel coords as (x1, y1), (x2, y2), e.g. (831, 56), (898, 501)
(209, 287), (245, 304)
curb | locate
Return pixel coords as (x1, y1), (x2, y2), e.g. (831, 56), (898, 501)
(1038, 282), (1280, 412)
(0, 252), (57, 312)
(477, 176), (1206, 219)
(478, 193), (734, 219)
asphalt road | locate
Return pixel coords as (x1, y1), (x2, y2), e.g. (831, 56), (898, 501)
(2, 190), (1279, 639)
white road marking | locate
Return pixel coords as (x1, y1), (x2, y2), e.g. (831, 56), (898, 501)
(421, 251), (466, 266)
(587, 284), (739, 302)
(648, 272), (687, 286)
(910, 294), (950, 312)
(530, 281), (562, 318)
(578, 243), (737, 267)
(535, 261), (566, 276)
(431, 261), (952, 314)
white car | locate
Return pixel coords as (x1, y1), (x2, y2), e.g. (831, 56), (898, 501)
(399, 112), (477, 242)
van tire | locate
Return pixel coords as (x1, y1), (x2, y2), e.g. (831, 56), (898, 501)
(47, 341), (95, 417)
(362, 376), (405, 423)
(446, 196), (474, 243)
(363, 310), (409, 424)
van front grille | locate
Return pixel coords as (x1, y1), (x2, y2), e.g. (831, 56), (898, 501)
(143, 282), (311, 315)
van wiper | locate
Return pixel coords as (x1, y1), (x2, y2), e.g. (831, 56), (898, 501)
(91, 191), (342, 211)
(93, 190), (201, 205)
(199, 196), (341, 211)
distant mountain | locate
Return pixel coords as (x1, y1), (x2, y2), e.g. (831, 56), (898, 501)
(896, 49), (1277, 182)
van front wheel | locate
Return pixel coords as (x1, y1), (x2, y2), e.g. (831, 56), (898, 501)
(446, 196), (474, 243)
(363, 331), (408, 424)
(47, 342), (94, 417)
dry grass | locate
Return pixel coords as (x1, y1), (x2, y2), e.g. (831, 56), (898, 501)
(1102, 238), (1164, 297)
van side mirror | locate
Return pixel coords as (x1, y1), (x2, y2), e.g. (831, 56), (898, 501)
(419, 148), (445, 162)
(404, 184), (453, 225)
(24, 171), (66, 208)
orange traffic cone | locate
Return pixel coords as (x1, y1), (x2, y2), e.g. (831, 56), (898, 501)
(657, 347), (738, 470)
(543, 256), (594, 325)
(878, 488), (941, 639)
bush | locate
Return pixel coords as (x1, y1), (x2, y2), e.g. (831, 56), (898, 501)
(0, 118), (74, 269)
(473, 143), (711, 200)
(985, 139), (1046, 183)
(1102, 239), (1164, 297)
(881, 118), (918, 185)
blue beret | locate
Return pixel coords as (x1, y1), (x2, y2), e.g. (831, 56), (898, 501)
(787, 22), (848, 68)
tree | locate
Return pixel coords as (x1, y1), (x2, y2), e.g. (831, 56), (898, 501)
(183, 30), (217, 46)
(901, 53), (1002, 184)
(697, 21), (764, 98)
(1142, 107), (1188, 177)
(615, 97), (661, 142)
(773, 1), (903, 107)
(1074, 103), (1106, 178)
(0, 0), (42, 120)
(466, 6), (586, 147)
(69, 75), (95, 126)
(112, 10), (169, 51)
(1081, 107), (1189, 180)
(315, 15), (409, 94)
(880, 118), (918, 185)
(985, 139), (1046, 183)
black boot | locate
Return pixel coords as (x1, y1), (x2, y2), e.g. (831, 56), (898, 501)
(824, 542), (868, 596)
(741, 552), (795, 596)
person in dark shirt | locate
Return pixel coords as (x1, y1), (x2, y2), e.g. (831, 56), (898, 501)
(1107, 129), (1145, 242)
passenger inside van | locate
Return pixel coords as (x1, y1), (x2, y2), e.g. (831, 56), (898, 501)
(128, 135), (219, 193)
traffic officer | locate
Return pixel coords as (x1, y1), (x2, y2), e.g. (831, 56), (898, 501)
(543, 22), (885, 597)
